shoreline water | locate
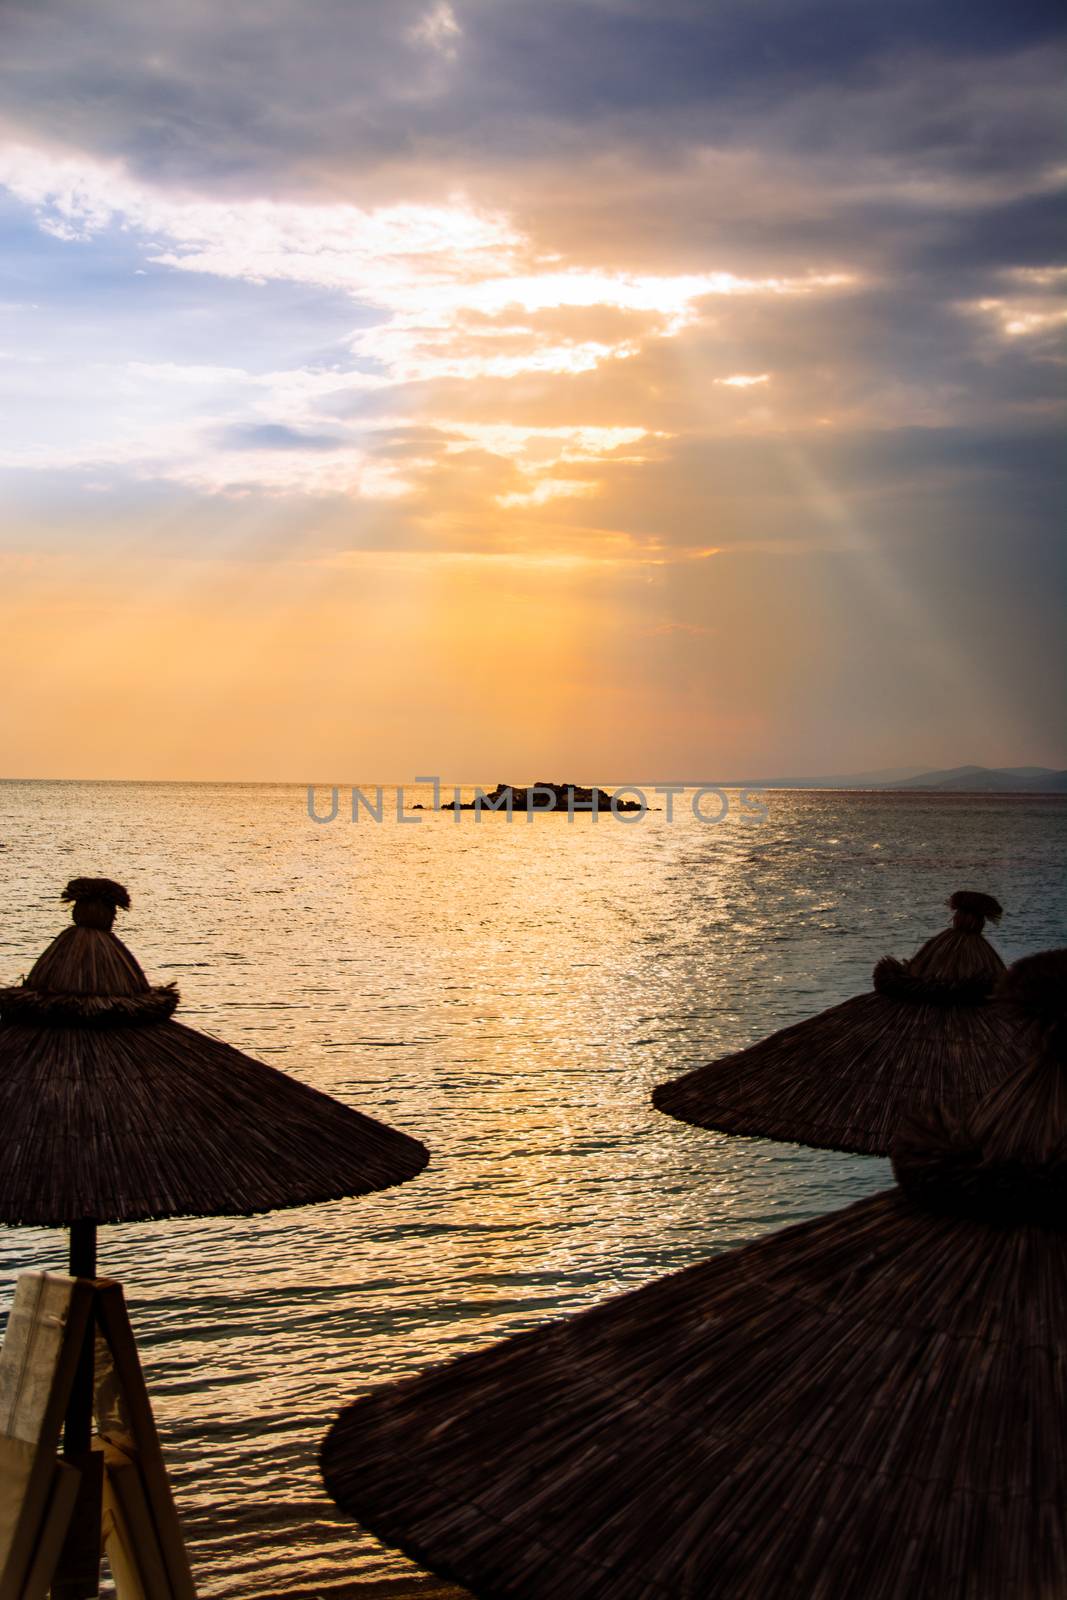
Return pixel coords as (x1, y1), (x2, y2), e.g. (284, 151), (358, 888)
(1, 784), (1064, 1594)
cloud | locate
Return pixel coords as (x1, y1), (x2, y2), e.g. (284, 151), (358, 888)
(408, 2), (461, 58)
(0, 142), (856, 501)
(0, 145), (519, 282)
(963, 279), (1067, 341)
(496, 477), (600, 508)
(0, 143), (851, 338)
(216, 422), (346, 451)
(0, 0), (1065, 774)
(1, 2), (1062, 191)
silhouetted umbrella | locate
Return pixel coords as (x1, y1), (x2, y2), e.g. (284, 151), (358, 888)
(0, 878), (429, 1233)
(652, 890), (1024, 1154)
(321, 952), (1065, 1600)
(0, 878), (429, 1489)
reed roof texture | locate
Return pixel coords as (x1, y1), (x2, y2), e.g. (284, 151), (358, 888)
(652, 891), (1024, 1155)
(0, 879), (429, 1226)
(321, 951), (1066, 1600)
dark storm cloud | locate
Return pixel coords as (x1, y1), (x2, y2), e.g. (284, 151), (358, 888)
(1, 0), (1064, 188)
(0, 0), (435, 183)
(914, 192), (1067, 274)
(452, 0), (1065, 125)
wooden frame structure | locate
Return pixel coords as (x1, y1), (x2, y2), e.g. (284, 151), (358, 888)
(0, 1271), (195, 1600)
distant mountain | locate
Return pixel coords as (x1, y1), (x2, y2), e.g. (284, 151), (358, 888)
(808, 764), (936, 786)
(885, 766), (1067, 793)
(729, 764), (935, 788)
(721, 764), (1067, 791)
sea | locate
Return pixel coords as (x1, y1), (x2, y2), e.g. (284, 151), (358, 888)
(0, 782), (1064, 1596)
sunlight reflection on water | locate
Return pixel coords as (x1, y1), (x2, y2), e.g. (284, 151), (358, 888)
(0, 783), (1063, 1594)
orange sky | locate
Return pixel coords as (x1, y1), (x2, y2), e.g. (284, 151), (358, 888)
(1, 3), (1064, 779)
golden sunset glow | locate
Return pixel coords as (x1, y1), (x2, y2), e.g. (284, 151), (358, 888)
(0, 3), (1063, 780)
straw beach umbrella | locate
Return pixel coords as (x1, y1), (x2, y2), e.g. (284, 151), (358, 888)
(320, 951), (1066, 1600)
(0, 878), (429, 1563)
(0, 878), (429, 1245)
(652, 889), (1024, 1154)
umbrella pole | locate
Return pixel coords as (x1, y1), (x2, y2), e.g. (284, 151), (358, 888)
(52, 1220), (103, 1599)
(65, 1220), (97, 1458)
(69, 1218), (97, 1277)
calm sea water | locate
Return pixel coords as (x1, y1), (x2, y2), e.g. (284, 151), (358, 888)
(0, 784), (1064, 1596)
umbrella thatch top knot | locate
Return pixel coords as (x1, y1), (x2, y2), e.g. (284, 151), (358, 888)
(61, 877), (131, 930)
(892, 950), (1066, 1228)
(948, 888), (1003, 932)
(872, 889), (1005, 1005)
(0, 879), (178, 1027)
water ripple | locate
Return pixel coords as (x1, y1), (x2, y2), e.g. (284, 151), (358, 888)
(0, 783), (1063, 1593)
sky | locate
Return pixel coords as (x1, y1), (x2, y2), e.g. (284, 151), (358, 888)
(0, 0), (1064, 781)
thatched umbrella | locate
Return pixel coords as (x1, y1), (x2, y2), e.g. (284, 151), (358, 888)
(0, 877), (429, 1458)
(651, 889), (1024, 1155)
(320, 952), (1066, 1600)
(321, 953), (1062, 1593)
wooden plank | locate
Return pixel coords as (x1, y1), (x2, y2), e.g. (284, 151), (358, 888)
(0, 1437), (80, 1599)
(0, 1275), (92, 1445)
(101, 1440), (149, 1600)
(93, 1281), (196, 1600)
(0, 1437), (36, 1572)
(0, 1273), (93, 1596)
(51, 1449), (103, 1600)
(20, 1457), (81, 1600)
(101, 1487), (147, 1600)
(101, 1437), (174, 1600)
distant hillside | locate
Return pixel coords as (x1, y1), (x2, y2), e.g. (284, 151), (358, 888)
(885, 765), (1067, 793)
(730, 765), (935, 788)
(723, 764), (1067, 791)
